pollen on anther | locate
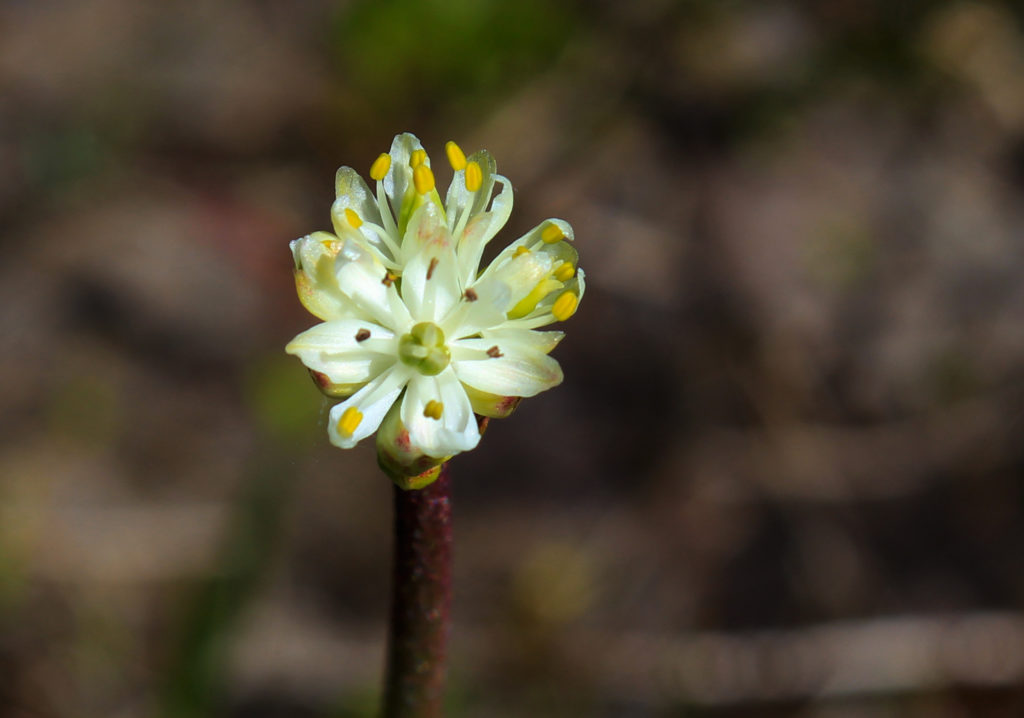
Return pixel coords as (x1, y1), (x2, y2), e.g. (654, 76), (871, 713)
(465, 161), (483, 192)
(464, 288), (478, 302)
(355, 329), (371, 342)
(445, 141), (467, 171)
(486, 346), (503, 358)
(382, 271), (398, 286)
(410, 149), (427, 168)
(344, 208), (363, 229)
(554, 262), (575, 282)
(514, 246), (530, 257)
(370, 153), (391, 181)
(423, 400), (444, 420)
(541, 223), (564, 244)
(413, 165), (435, 195)
(337, 406), (363, 437)
(427, 257), (439, 280)
(552, 291), (578, 321)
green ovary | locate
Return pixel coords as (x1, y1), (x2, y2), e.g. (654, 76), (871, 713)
(398, 322), (451, 376)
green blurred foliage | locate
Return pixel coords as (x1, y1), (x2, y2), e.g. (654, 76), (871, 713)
(332, 0), (577, 116)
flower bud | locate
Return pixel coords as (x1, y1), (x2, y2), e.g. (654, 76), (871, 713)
(376, 401), (449, 489)
(462, 384), (522, 418)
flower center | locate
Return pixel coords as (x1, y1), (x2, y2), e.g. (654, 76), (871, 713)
(398, 322), (450, 376)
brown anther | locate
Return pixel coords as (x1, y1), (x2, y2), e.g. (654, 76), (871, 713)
(464, 288), (478, 302)
(382, 271), (397, 286)
(486, 346), (503, 358)
(426, 257), (439, 280)
(355, 329), (371, 342)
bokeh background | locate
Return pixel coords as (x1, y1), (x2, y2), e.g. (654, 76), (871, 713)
(4, 0), (1024, 716)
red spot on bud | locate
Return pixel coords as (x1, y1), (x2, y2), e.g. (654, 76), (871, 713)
(396, 428), (411, 451)
(309, 370), (331, 389)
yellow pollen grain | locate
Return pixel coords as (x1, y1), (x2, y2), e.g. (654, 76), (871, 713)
(552, 291), (578, 321)
(445, 141), (467, 171)
(464, 161), (483, 192)
(514, 246), (530, 257)
(423, 400), (444, 420)
(370, 153), (391, 181)
(413, 164), (435, 195)
(541, 223), (564, 244)
(337, 406), (363, 437)
(554, 262), (575, 282)
(344, 208), (363, 229)
(410, 149), (427, 168)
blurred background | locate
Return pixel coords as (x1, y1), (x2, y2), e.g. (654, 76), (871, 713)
(3, 0), (1024, 716)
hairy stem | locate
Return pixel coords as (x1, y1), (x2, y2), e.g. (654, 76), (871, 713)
(383, 464), (452, 718)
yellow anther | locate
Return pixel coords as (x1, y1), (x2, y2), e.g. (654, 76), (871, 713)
(337, 406), (363, 437)
(514, 245), (530, 257)
(423, 400), (444, 420)
(552, 291), (578, 321)
(554, 261), (575, 282)
(413, 164), (435, 195)
(344, 207), (363, 229)
(410, 149), (427, 168)
(445, 141), (467, 171)
(541, 223), (564, 244)
(370, 153), (391, 181)
(464, 161), (483, 192)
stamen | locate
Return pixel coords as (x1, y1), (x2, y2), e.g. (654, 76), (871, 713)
(423, 400), (444, 420)
(554, 262), (575, 282)
(370, 153), (391, 181)
(541, 223), (564, 244)
(344, 208), (363, 229)
(410, 149), (427, 168)
(427, 257), (439, 280)
(355, 329), (371, 342)
(486, 346), (503, 358)
(464, 288), (478, 302)
(514, 246), (530, 257)
(382, 271), (398, 286)
(465, 161), (483, 192)
(445, 141), (467, 171)
(413, 165), (435, 195)
(552, 291), (578, 321)
(337, 406), (363, 437)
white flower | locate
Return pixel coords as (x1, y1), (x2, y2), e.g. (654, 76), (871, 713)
(286, 133), (584, 467)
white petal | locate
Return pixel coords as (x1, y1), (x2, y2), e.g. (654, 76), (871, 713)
(399, 200), (454, 263)
(480, 327), (565, 355)
(285, 319), (396, 384)
(383, 133), (426, 224)
(449, 251), (555, 336)
(453, 342), (563, 398)
(401, 371), (480, 457)
(445, 149), (497, 220)
(400, 208), (461, 324)
(456, 174), (513, 287)
(291, 233), (360, 321)
(335, 241), (412, 331)
(334, 166), (384, 225)
(327, 366), (409, 449)
(330, 168), (399, 266)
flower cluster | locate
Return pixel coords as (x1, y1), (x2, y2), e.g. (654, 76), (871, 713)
(286, 133), (583, 485)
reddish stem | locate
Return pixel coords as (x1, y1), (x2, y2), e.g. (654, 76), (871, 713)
(383, 464), (452, 718)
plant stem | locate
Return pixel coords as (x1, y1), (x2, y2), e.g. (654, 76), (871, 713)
(383, 464), (453, 718)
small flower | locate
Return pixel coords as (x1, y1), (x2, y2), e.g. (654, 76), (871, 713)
(286, 133), (584, 479)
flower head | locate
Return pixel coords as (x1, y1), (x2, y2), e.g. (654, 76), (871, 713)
(286, 133), (584, 482)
